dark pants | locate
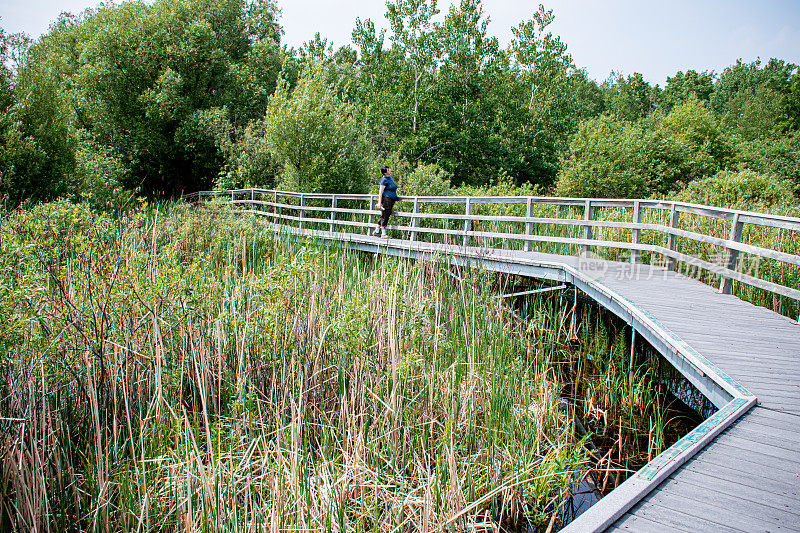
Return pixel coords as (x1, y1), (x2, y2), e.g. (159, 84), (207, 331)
(379, 197), (396, 227)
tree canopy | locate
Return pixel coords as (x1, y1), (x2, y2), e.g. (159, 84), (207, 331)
(0, 1), (798, 206)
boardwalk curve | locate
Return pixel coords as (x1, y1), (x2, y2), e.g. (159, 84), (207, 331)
(186, 189), (800, 532)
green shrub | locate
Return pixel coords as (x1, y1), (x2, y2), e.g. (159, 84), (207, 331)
(554, 115), (650, 197)
(264, 65), (374, 194)
(71, 131), (136, 212)
(555, 98), (735, 198)
(672, 169), (798, 213)
(403, 162), (452, 196)
(734, 133), (800, 193)
(212, 115), (278, 191)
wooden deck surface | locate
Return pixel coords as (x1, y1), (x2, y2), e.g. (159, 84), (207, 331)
(593, 262), (800, 532)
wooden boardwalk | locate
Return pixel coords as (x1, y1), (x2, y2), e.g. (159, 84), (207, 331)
(292, 232), (800, 532)
(188, 189), (800, 532)
(588, 261), (800, 532)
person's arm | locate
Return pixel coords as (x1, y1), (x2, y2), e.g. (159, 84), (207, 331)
(378, 183), (386, 208)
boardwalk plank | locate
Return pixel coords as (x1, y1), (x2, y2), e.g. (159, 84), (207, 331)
(708, 362), (800, 376)
(740, 408), (800, 425)
(632, 489), (789, 532)
(711, 432), (800, 463)
(668, 466), (800, 512)
(723, 419), (800, 441)
(647, 481), (794, 529)
(733, 416), (800, 435)
(697, 441), (800, 471)
(687, 454), (800, 495)
(711, 364), (800, 379)
(612, 507), (743, 533)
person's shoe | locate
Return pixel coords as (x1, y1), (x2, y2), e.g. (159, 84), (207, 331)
(381, 229), (389, 238)
(372, 227), (381, 237)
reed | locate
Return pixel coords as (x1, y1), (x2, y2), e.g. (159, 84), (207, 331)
(0, 200), (691, 532)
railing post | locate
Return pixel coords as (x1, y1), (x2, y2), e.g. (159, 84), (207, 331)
(330, 195), (337, 233)
(299, 194), (306, 230)
(524, 197), (534, 252)
(463, 198), (472, 248)
(582, 199), (593, 255)
(719, 213), (743, 294)
(665, 202), (680, 271)
(251, 189), (254, 202)
(367, 195), (376, 234)
(410, 197), (420, 242)
(631, 200), (641, 264)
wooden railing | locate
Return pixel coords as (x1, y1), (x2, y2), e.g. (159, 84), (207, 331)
(183, 189), (800, 310)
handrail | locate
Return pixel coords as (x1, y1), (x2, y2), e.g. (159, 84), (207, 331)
(183, 189), (800, 310)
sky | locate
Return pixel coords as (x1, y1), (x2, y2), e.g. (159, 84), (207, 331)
(1, 0), (799, 86)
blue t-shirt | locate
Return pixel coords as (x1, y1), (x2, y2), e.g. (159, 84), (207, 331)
(380, 174), (398, 199)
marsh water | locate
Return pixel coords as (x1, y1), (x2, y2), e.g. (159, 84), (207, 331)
(503, 280), (710, 530)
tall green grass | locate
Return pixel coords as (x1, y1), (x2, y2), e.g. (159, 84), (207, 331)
(0, 200), (694, 531)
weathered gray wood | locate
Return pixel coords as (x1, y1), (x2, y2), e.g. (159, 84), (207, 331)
(631, 200), (641, 264)
(299, 194), (306, 229)
(582, 198), (593, 255)
(721, 418), (800, 442)
(711, 368), (800, 384)
(690, 453), (800, 489)
(226, 189), (800, 303)
(410, 197), (420, 242)
(696, 441), (800, 470)
(367, 195), (376, 232)
(616, 507), (742, 533)
(234, 199), (800, 265)
(524, 197), (534, 252)
(712, 432), (800, 462)
(653, 477), (798, 527)
(329, 195), (337, 232)
(233, 188), (800, 228)
(719, 213), (743, 294)
(735, 406), (800, 425)
(628, 494), (758, 532)
(681, 457), (800, 499)
(463, 198), (472, 248)
(665, 203), (681, 271)
(721, 376), (800, 392)
(670, 475), (800, 517)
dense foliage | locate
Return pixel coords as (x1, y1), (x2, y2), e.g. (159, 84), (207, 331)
(0, 0), (798, 206)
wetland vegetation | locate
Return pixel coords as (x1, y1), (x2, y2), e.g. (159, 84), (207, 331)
(1, 202), (702, 531)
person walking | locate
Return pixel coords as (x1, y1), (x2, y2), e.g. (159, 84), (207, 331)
(372, 166), (398, 238)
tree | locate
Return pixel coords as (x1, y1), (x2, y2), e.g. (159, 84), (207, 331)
(8, 0), (284, 199)
(710, 58), (798, 139)
(503, 5), (593, 187)
(661, 69), (715, 112)
(735, 133), (800, 193)
(1, 15), (77, 204)
(556, 97), (735, 198)
(261, 65), (373, 193)
(386, 0), (441, 133)
(510, 4), (570, 112)
(430, 0), (504, 184)
(601, 72), (658, 121)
